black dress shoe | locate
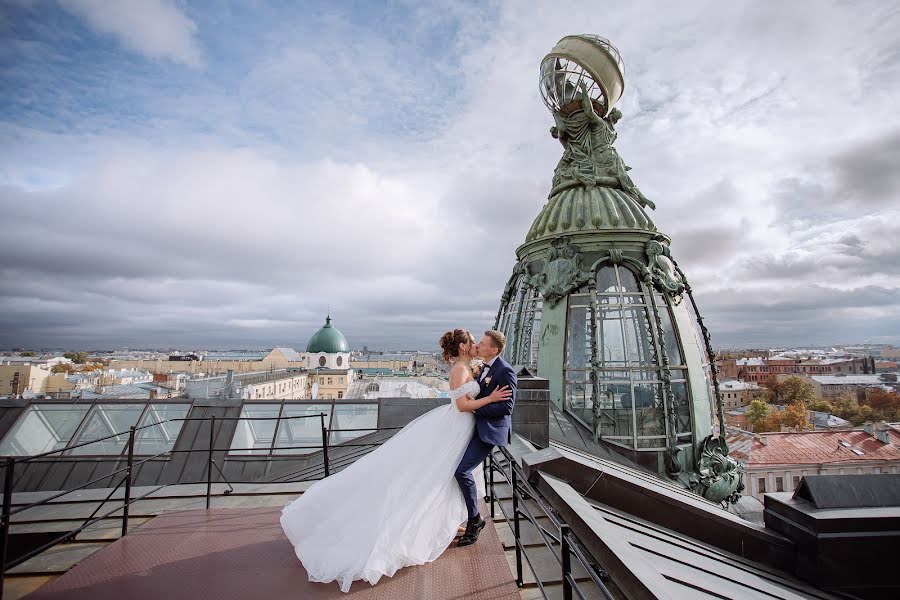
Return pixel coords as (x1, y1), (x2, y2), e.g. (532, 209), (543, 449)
(457, 514), (486, 547)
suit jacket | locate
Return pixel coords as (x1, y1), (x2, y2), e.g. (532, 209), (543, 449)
(473, 356), (517, 447)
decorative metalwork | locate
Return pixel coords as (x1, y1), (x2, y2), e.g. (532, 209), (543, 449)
(493, 33), (743, 503)
(693, 436), (745, 504)
(646, 238), (684, 297)
(548, 96), (654, 211)
(537, 238), (588, 307)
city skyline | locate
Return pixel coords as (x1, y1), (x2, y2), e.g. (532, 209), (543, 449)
(2, 1), (899, 350)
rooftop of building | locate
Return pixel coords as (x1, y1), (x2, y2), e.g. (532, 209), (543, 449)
(70, 383), (179, 400)
(749, 427), (900, 466)
(267, 347), (304, 362)
(808, 374), (892, 385)
(351, 353), (417, 362)
(346, 378), (446, 399)
(720, 379), (760, 391)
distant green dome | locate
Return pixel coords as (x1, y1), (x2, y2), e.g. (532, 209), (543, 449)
(306, 316), (350, 353)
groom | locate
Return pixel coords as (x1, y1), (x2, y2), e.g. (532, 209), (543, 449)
(455, 330), (517, 547)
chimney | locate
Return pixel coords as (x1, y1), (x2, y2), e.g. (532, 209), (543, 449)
(224, 369), (235, 398)
(863, 422), (874, 434)
(875, 430), (890, 444)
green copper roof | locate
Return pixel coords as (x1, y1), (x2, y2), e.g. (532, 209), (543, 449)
(306, 316), (350, 353)
(525, 185), (656, 242)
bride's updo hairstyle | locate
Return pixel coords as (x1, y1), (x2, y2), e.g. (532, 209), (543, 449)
(439, 329), (471, 364)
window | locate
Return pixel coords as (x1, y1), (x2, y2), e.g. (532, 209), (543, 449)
(564, 265), (691, 451)
(338, 391), (344, 399)
(319, 356), (326, 367)
(758, 478), (767, 494)
(336, 356), (343, 367)
(230, 404), (280, 455)
(133, 404), (191, 455)
(327, 377), (333, 385)
(0, 402), (191, 457)
(273, 404), (331, 455)
(792, 475), (800, 489)
(498, 275), (542, 370)
(330, 404), (378, 444)
(0, 404), (90, 455)
(775, 477), (784, 492)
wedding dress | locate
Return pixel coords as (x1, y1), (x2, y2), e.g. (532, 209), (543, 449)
(280, 379), (485, 592)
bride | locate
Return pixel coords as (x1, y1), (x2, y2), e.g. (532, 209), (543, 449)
(280, 328), (512, 592)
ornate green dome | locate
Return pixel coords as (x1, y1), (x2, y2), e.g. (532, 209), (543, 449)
(306, 316), (350, 353)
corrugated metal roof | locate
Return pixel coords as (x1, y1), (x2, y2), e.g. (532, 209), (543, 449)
(750, 429), (900, 466)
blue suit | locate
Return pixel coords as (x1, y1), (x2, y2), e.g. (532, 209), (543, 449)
(454, 356), (517, 519)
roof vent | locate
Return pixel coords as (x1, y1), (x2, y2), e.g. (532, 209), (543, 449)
(793, 474), (900, 508)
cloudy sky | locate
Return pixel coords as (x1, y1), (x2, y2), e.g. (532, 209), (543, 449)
(1, 0), (898, 351)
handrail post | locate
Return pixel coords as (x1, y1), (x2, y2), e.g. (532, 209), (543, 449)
(122, 426), (136, 537)
(561, 523), (572, 600)
(206, 415), (216, 510)
(512, 466), (523, 587)
(320, 413), (329, 478)
(1, 457), (15, 600)
(489, 454), (495, 519)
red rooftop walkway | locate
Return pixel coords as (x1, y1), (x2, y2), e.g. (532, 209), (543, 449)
(22, 506), (521, 600)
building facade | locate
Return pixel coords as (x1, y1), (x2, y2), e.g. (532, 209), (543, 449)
(740, 424), (900, 500)
(795, 373), (900, 399)
(720, 379), (761, 410)
(719, 356), (874, 383)
(0, 365), (74, 397)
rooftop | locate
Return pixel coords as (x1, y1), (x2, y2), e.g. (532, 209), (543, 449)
(268, 347), (303, 362)
(808, 374), (888, 385)
(750, 428), (900, 466)
(720, 379), (760, 391)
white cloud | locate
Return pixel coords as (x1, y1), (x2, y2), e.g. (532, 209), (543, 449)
(58, 0), (202, 67)
(2, 0), (899, 349)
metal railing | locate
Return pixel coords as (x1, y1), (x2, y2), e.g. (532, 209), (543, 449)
(0, 412), (400, 599)
(485, 446), (615, 600)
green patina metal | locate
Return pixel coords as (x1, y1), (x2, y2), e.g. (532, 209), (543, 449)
(495, 34), (743, 504)
(306, 315), (351, 354)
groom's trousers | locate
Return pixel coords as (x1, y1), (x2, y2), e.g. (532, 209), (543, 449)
(455, 434), (494, 519)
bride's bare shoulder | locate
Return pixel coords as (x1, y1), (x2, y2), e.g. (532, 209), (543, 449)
(449, 360), (473, 381)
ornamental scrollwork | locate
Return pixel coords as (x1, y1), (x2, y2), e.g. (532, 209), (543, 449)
(645, 239), (684, 297)
(537, 238), (589, 307)
(693, 435), (744, 505)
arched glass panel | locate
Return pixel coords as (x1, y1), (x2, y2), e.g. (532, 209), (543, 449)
(563, 264), (688, 451)
(515, 288), (542, 369)
(499, 275), (527, 362)
(685, 295), (717, 427)
(499, 276), (543, 370)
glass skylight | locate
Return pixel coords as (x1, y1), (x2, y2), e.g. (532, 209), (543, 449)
(0, 404), (90, 456)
